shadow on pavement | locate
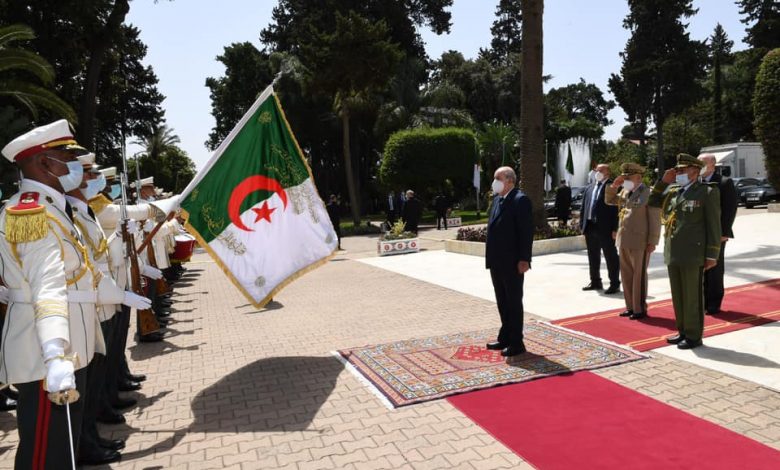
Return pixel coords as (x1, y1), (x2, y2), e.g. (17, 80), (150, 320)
(115, 356), (344, 463)
(693, 345), (780, 368)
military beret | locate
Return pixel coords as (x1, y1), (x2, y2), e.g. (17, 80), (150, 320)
(675, 153), (704, 169)
(620, 162), (645, 176)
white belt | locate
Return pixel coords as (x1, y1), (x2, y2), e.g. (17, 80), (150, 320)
(8, 289), (97, 304)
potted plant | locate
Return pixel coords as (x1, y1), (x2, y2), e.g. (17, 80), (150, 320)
(378, 220), (419, 256)
(445, 207), (462, 228)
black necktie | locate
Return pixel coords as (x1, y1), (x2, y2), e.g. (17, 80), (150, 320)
(65, 202), (74, 221)
(88, 206), (96, 220)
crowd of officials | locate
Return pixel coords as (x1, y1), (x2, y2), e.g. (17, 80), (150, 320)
(484, 152), (737, 355)
(0, 120), (193, 467)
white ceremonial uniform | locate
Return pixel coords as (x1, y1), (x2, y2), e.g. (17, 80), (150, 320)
(0, 180), (106, 385)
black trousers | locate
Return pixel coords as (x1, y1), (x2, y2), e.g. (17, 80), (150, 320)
(704, 240), (727, 313)
(15, 367), (88, 469)
(101, 314), (123, 408)
(436, 211), (447, 229)
(490, 269), (525, 346)
(584, 222), (620, 287)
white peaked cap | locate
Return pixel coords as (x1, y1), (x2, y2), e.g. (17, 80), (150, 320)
(1, 119), (87, 162)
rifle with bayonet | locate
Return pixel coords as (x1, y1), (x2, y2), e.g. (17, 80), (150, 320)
(119, 172), (160, 335)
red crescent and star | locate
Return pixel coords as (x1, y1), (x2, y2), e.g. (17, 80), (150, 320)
(227, 175), (288, 232)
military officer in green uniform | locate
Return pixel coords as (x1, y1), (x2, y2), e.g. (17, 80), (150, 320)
(649, 154), (721, 349)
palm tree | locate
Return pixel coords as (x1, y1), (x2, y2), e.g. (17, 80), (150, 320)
(0, 24), (76, 123)
(519, 0), (547, 228)
(133, 124), (181, 160)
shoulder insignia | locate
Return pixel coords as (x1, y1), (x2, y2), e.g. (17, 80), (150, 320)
(5, 192), (49, 243)
(88, 194), (112, 215)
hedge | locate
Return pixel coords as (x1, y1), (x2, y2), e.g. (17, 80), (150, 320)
(754, 48), (780, 189)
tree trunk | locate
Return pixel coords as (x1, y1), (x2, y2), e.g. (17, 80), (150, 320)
(519, 0), (546, 229)
(656, 116), (665, 173)
(76, 0), (130, 147)
(341, 109), (361, 226)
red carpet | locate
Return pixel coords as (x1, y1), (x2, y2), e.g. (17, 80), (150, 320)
(553, 279), (780, 351)
(448, 371), (780, 470)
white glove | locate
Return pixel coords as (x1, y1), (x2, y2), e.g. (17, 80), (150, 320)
(122, 291), (152, 310)
(123, 219), (140, 235)
(142, 265), (163, 280)
(144, 219), (156, 232)
(42, 339), (75, 393)
(0, 286), (8, 304)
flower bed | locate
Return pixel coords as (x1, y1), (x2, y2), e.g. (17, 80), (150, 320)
(449, 225), (585, 257)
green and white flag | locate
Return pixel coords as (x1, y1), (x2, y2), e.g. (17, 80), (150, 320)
(180, 86), (337, 308)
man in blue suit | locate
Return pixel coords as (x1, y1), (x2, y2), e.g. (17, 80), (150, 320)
(580, 163), (621, 294)
(485, 166), (534, 357)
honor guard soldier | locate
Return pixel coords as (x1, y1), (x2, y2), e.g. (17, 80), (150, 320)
(605, 163), (661, 320)
(649, 154), (721, 349)
(66, 154), (153, 464)
(0, 120), (103, 468)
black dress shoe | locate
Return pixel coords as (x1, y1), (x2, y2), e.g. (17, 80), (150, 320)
(705, 309), (720, 315)
(604, 285), (621, 294)
(1, 387), (19, 400)
(78, 446), (121, 465)
(666, 334), (686, 344)
(125, 373), (147, 383)
(96, 409), (126, 425)
(629, 311), (647, 320)
(486, 342), (505, 351)
(501, 345), (527, 357)
(0, 397), (17, 411)
(582, 282), (603, 291)
(138, 331), (165, 343)
(111, 396), (137, 410)
(677, 339), (702, 350)
(118, 380), (142, 392)
(619, 310), (633, 317)
(98, 436), (126, 451)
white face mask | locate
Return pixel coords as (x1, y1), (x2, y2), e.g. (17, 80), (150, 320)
(675, 173), (690, 186)
(622, 180), (635, 192)
(47, 157), (84, 193)
(491, 179), (505, 195)
(108, 183), (121, 200)
(594, 171), (605, 182)
(81, 174), (106, 200)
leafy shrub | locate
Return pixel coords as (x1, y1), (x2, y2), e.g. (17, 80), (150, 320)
(456, 225), (579, 243)
(381, 219), (416, 240)
(754, 48), (780, 189)
(341, 222), (381, 237)
(456, 226), (487, 242)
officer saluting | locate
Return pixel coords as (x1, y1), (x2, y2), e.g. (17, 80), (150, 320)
(649, 153), (721, 349)
(605, 163), (661, 320)
(0, 120), (103, 468)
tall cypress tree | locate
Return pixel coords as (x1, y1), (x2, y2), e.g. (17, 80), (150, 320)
(608, 0), (707, 172)
(709, 24), (733, 144)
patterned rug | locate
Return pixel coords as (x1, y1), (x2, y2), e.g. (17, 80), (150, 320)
(337, 322), (646, 407)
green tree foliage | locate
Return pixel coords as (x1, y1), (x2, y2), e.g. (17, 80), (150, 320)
(486, 0), (522, 64)
(662, 101), (713, 163)
(477, 121), (517, 188)
(380, 127), (478, 200)
(135, 146), (197, 194)
(133, 124), (181, 161)
(0, 24), (76, 123)
(738, 0), (780, 50)
(205, 43), (274, 150)
(546, 79), (615, 143)
(709, 24), (733, 144)
(0, 4), (166, 167)
(753, 48), (780, 188)
(609, 0), (707, 172)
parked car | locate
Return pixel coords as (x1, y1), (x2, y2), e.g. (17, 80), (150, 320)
(733, 177), (762, 205)
(743, 181), (779, 208)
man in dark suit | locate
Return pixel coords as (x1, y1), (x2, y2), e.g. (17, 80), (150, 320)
(401, 189), (422, 233)
(699, 154), (738, 314)
(485, 166), (534, 357)
(580, 163), (621, 294)
(554, 179), (572, 225)
(326, 194), (342, 250)
(434, 193), (450, 230)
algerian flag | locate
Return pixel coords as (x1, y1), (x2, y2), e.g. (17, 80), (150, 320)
(473, 164), (481, 190)
(180, 86), (337, 308)
(565, 142), (575, 177)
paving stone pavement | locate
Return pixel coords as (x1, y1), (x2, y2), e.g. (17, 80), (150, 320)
(0, 248), (778, 469)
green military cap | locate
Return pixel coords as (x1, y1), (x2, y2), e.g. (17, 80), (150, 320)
(620, 162), (645, 176)
(675, 153), (704, 169)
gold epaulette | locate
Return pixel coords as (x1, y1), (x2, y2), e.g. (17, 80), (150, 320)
(5, 192), (48, 243)
(88, 194), (112, 215)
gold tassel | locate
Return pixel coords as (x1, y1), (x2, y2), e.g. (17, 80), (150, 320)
(5, 208), (48, 243)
